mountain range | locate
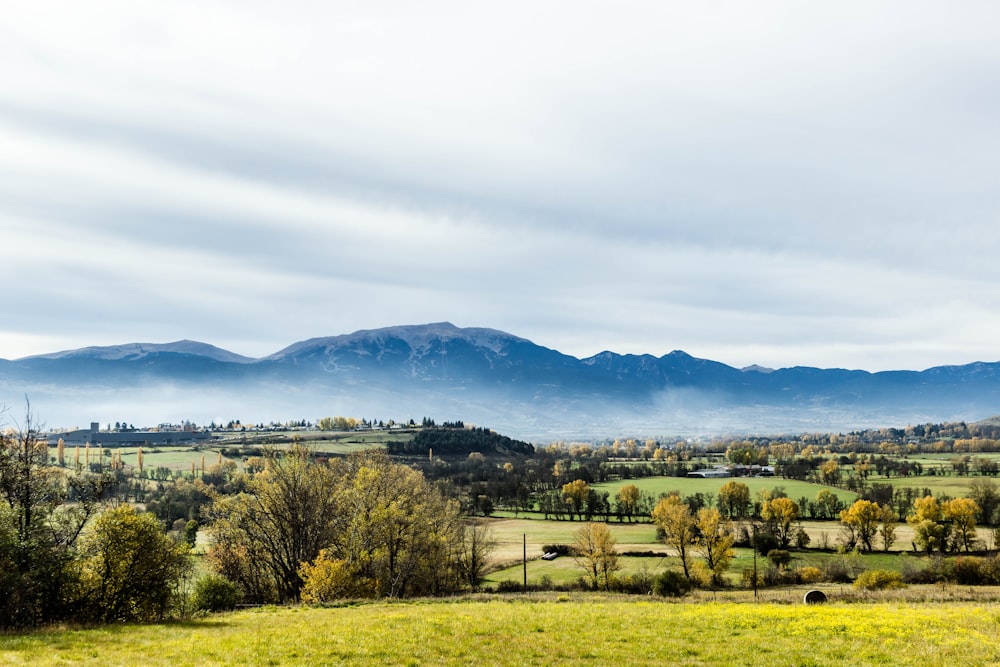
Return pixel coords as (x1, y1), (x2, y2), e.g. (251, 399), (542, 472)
(2, 322), (998, 439)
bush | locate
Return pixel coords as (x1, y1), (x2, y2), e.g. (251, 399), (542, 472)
(541, 544), (571, 556)
(853, 569), (905, 591)
(496, 580), (523, 593)
(823, 555), (861, 584)
(741, 567), (763, 589)
(797, 566), (825, 584)
(653, 570), (692, 598)
(191, 575), (240, 612)
(766, 549), (792, 569)
(611, 570), (654, 594)
(900, 555), (951, 584)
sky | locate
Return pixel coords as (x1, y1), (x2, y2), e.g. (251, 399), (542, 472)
(2, 1), (999, 372)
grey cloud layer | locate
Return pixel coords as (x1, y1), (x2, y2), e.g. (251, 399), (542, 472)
(1, 1), (999, 371)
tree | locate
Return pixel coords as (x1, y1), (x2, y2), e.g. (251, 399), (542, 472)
(652, 495), (696, 579)
(760, 497), (799, 548)
(696, 507), (735, 586)
(0, 403), (106, 628)
(205, 446), (341, 603)
(943, 497), (979, 553)
(840, 499), (881, 551)
(458, 521), (495, 590)
(908, 495), (947, 554)
(572, 522), (620, 590)
(814, 489), (843, 520)
(561, 479), (589, 521)
(819, 460), (841, 487)
(878, 504), (898, 552)
(968, 479), (999, 526)
(208, 449), (467, 603)
(76, 505), (190, 622)
(616, 484), (641, 522)
(717, 481), (750, 521)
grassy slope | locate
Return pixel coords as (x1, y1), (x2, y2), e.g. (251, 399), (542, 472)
(3, 599), (999, 666)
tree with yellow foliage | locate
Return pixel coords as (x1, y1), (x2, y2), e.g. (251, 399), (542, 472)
(652, 495), (697, 579)
(572, 522), (620, 590)
(761, 497), (799, 548)
(562, 479), (589, 521)
(839, 499), (881, 551)
(615, 484), (641, 522)
(943, 497), (980, 552)
(908, 495), (947, 554)
(696, 507), (735, 585)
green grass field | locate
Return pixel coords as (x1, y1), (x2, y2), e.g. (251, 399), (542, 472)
(4, 598), (999, 666)
(592, 475), (858, 505)
(862, 474), (990, 498)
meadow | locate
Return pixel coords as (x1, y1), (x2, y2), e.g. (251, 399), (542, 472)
(3, 597), (1000, 666)
(591, 475), (858, 505)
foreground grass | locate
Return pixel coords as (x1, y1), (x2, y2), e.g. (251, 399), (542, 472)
(4, 596), (1000, 666)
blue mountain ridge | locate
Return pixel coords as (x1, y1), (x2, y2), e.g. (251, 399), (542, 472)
(1, 323), (998, 437)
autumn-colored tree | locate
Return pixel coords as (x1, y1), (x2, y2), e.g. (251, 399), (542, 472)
(652, 495), (697, 579)
(562, 479), (589, 521)
(760, 497), (799, 548)
(572, 522), (620, 590)
(840, 499), (881, 551)
(943, 497), (980, 552)
(814, 489), (843, 520)
(616, 484), (641, 522)
(696, 507), (735, 585)
(819, 459), (841, 487)
(716, 480), (751, 521)
(908, 495), (947, 554)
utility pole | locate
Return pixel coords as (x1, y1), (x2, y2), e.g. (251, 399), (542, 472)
(523, 534), (527, 593)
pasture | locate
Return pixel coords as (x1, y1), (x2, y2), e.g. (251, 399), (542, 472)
(591, 475), (858, 505)
(3, 598), (1000, 666)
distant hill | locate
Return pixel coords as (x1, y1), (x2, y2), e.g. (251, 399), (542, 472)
(2, 322), (999, 439)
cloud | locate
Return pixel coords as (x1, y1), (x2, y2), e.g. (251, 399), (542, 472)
(0, 1), (999, 372)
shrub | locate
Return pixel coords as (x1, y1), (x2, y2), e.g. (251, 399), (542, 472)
(853, 569), (905, 591)
(299, 551), (371, 602)
(496, 580), (523, 593)
(612, 570), (654, 594)
(541, 544), (571, 556)
(653, 570), (692, 598)
(823, 555), (862, 584)
(689, 561), (714, 588)
(953, 556), (985, 585)
(191, 574), (240, 612)
(797, 566), (824, 584)
(900, 555), (951, 584)
(766, 549), (792, 569)
(741, 567), (763, 589)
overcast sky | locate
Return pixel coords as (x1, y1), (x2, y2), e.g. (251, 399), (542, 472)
(2, 1), (999, 372)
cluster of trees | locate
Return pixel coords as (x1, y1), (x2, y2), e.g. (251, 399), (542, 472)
(387, 427), (535, 458)
(204, 447), (492, 604)
(0, 407), (191, 628)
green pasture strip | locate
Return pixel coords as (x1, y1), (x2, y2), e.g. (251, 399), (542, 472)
(592, 475), (858, 504)
(864, 475), (989, 498)
(3, 600), (999, 666)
